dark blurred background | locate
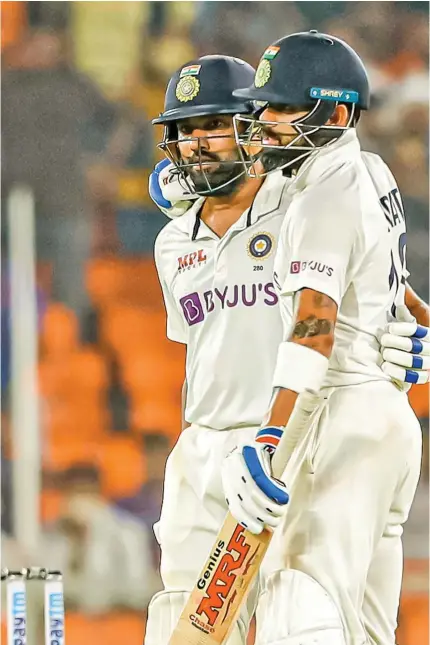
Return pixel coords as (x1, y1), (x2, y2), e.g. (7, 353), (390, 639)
(1, 2), (428, 644)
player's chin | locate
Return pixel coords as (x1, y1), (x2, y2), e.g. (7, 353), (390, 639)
(260, 149), (297, 173)
(189, 162), (220, 176)
(190, 166), (243, 195)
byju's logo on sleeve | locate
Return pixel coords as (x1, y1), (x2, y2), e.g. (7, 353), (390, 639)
(180, 293), (205, 325)
(290, 261), (333, 277)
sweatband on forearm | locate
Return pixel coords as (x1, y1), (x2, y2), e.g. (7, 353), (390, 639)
(273, 342), (329, 393)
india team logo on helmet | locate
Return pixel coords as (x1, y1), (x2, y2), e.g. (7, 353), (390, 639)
(247, 232), (274, 259)
(254, 44), (279, 88)
(176, 75), (201, 102)
(254, 59), (271, 88)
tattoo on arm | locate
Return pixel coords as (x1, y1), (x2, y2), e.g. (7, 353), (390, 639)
(292, 292), (335, 340)
(293, 316), (333, 339)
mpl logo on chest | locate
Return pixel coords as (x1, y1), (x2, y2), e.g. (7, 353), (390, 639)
(178, 249), (207, 272)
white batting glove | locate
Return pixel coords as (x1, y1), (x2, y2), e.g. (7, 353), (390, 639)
(221, 427), (289, 535)
(148, 158), (197, 218)
(381, 306), (430, 387)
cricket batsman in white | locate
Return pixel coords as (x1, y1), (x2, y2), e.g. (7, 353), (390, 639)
(145, 48), (429, 645)
(219, 31), (430, 645)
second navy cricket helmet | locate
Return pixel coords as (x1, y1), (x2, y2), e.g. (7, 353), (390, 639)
(152, 55), (256, 195)
(232, 31), (370, 176)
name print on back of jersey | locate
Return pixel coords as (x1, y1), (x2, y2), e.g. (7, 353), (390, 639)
(179, 282), (278, 326)
(379, 187), (404, 230)
(379, 187), (407, 316)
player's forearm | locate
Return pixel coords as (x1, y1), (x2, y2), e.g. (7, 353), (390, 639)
(290, 289), (336, 357)
(405, 283), (429, 326)
(268, 289), (337, 427)
(267, 388), (299, 426)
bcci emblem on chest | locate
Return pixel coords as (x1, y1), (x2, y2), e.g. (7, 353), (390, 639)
(247, 232), (274, 260)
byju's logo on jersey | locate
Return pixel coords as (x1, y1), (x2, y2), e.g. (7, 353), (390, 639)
(247, 232), (274, 260)
(179, 282), (278, 326)
(179, 293), (205, 325)
(290, 260), (333, 277)
(178, 249), (207, 272)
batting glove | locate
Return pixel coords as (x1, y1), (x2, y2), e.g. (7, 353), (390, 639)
(381, 315), (430, 386)
(149, 158), (197, 218)
(221, 427), (289, 535)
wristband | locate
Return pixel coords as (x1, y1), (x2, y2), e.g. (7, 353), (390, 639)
(273, 342), (329, 393)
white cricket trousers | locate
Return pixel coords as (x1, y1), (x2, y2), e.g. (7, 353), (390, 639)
(257, 381), (422, 645)
(145, 423), (259, 645)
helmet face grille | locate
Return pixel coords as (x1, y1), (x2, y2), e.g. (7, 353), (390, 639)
(233, 100), (356, 178)
(158, 130), (249, 197)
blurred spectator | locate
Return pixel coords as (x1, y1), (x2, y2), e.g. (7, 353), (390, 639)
(71, 2), (148, 100)
(192, 1), (304, 64)
(2, 28), (118, 326)
(39, 464), (159, 614)
(115, 433), (170, 557)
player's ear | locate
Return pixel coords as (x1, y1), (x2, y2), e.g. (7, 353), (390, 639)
(327, 104), (349, 127)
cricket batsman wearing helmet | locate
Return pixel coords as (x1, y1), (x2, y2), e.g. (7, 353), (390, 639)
(220, 31), (429, 645)
(146, 43), (429, 645)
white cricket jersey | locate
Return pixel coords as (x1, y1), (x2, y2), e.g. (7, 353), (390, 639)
(154, 172), (291, 430)
(274, 129), (408, 388)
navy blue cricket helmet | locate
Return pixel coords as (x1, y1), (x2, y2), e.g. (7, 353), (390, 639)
(152, 55), (256, 196)
(232, 31), (370, 176)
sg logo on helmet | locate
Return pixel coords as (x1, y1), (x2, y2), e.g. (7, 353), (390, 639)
(254, 59), (271, 88)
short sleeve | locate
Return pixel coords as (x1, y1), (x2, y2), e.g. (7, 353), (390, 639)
(279, 191), (358, 306)
(154, 236), (188, 344)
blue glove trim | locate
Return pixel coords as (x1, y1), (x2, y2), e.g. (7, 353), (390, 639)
(155, 158), (171, 173)
(414, 325), (428, 339)
(411, 338), (424, 354)
(149, 159), (172, 210)
(405, 369), (419, 384)
(412, 356), (423, 370)
(242, 445), (289, 505)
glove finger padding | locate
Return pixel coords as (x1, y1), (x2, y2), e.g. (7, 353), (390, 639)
(381, 361), (429, 385)
(382, 347), (430, 370)
(384, 321), (430, 340)
(221, 446), (288, 534)
(381, 333), (430, 356)
(236, 455), (284, 524)
(222, 446), (289, 535)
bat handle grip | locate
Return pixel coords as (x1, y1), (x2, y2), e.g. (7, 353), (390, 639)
(270, 391), (318, 479)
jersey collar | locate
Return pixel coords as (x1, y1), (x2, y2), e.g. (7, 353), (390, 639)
(189, 171), (289, 240)
(292, 129), (361, 192)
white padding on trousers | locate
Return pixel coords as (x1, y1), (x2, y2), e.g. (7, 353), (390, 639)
(145, 590), (188, 645)
(145, 590), (248, 645)
(256, 570), (346, 645)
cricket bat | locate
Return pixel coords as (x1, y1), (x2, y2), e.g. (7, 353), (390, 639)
(168, 391), (317, 645)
